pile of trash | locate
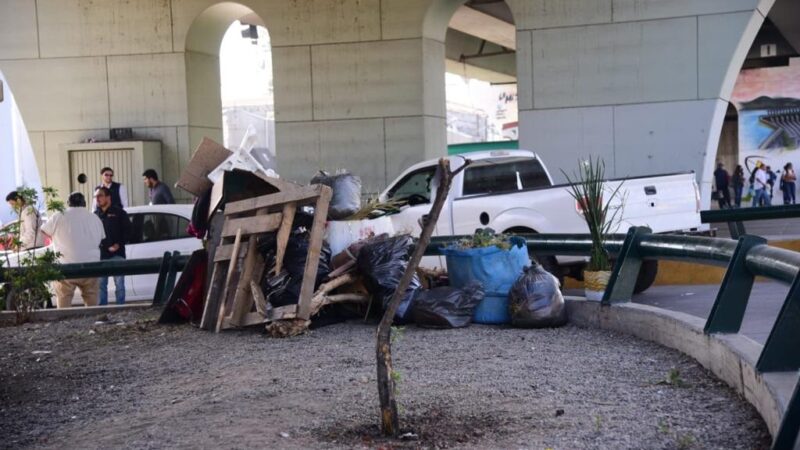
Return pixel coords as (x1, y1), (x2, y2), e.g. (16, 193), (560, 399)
(162, 137), (567, 335)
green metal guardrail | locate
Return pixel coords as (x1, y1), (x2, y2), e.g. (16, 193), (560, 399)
(429, 228), (799, 449)
(0, 251), (188, 306)
(701, 203), (800, 239)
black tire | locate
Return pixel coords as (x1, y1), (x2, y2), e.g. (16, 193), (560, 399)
(633, 260), (658, 294)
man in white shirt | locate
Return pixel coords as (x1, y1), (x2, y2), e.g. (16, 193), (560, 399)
(5, 191), (44, 250)
(41, 192), (106, 308)
(752, 161), (772, 207)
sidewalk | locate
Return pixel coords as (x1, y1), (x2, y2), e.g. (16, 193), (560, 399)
(567, 282), (787, 344)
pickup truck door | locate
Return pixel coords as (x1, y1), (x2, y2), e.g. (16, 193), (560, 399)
(451, 157), (553, 234)
(382, 164), (449, 267)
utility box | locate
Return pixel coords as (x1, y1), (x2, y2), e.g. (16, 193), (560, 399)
(65, 140), (161, 207)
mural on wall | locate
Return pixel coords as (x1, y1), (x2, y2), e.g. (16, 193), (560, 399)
(731, 57), (800, 178)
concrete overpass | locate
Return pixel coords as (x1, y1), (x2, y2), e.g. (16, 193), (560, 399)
(0, 0), (780, 203)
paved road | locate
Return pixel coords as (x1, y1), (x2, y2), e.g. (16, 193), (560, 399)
(566, 282), (788, 344)
(706, 214), (800, 241)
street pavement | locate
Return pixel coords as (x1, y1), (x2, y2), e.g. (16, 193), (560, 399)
(566, 282), (787, 345)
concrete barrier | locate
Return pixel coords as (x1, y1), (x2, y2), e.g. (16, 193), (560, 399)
(566, 298), (798, 438)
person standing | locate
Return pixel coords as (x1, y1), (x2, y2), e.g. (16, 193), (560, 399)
(752, 161), (771, 207)
(5, 191), (44, 250)
(732, 165), (745, 208)
(766, 165), (777, 201)
(142, 169), (175, 205)
(94, 167), (128, 210)
(782, 162), (796, 205)
(713, 162), (731, 209)
(40, 192), (105, 308)
(94, 187), (130, 305)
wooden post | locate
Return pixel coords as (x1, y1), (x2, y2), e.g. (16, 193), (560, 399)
(215, 228), (243, 333)
(375, 158), (468, 436)
(296, 186), (332, 320)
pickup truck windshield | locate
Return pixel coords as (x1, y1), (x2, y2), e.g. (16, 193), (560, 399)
(462, 157), (550, 196)
(386, 166), (436, 204)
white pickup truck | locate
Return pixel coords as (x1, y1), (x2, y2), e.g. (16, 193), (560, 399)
(378, 150), (703, 293)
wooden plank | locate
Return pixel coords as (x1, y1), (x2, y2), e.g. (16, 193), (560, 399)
(199, 261), (227, 330)
(222, 312), (267, 329)
(215, 228), (242, 333)
(268, 304), (297, 321)
(229, 237), (265, 327)
(296, 185), (332, 320)
(274, 202), (297, 275)
(251, 281), (268, 317)
(213, 242), (249, 262)
(221, 213), (282, 237)
(240, 311), (268, 327)
(224, 184), (322, 216)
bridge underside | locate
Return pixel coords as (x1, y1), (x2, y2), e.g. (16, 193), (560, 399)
(0, 0), (783, 204)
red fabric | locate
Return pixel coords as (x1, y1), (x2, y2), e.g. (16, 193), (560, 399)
(173, 258), (207, 321)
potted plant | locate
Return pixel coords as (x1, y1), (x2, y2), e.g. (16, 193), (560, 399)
(562, 158), (624, 301)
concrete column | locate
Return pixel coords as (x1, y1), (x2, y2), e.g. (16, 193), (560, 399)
(508, 0), (774, 209)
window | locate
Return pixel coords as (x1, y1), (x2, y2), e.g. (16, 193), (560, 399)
(462, 158), (550, 196)
(386, 166), (436, 204)
(128, 213), (190, 244)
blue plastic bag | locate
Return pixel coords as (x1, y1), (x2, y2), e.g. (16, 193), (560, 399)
(441, 236), (530, 324)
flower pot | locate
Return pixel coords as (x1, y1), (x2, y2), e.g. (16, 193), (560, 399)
(584, 270), (611, 301)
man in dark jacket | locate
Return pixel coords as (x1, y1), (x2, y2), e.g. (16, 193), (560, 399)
(713, 162), (731, 209)
(94, 166), (127, 210)
(94, 187), (130, 305)
(142, 169), (175, 205)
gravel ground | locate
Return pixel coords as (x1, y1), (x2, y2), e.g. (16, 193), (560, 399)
(0, 309), (769, 449)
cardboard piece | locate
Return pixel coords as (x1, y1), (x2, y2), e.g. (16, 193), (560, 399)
(176, 137), (232, 196)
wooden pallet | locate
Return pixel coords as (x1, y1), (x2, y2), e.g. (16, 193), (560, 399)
(199, 183), (332, 332)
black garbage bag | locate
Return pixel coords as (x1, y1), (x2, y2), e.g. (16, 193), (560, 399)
(356, 234), (420, 322)
(268, 232), (332, 307)
(508, 263), (567, 328)
(311, 170), (362, 220)
(411, 282), (485, 329)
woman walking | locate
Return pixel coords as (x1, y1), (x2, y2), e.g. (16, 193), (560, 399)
(782, 162), (796, 204)
(732, 165), (745, 208)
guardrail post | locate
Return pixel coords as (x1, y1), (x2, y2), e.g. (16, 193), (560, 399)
(772, 378), (800, 450)
(727, 221), (746, 240)
(158, 251), (181, 305)
(602, 226), (651, 305)
(756, 270), (800, 372)
(704, 235), (766, 334)
(152, 252), (171, 306)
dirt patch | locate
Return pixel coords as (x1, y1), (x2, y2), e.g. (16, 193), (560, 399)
(0, 308), (770, 449)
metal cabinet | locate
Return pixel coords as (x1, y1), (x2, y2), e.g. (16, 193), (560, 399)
(65, 140), (161, 207)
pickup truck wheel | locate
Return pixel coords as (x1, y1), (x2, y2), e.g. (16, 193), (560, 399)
(537, 255), (565, 289)
(633, 260), (658, 294)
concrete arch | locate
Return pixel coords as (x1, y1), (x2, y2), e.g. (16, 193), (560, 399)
(183, 2), (272, 153)
(421, 0), (519, 145)
(701, 0), (775, 206)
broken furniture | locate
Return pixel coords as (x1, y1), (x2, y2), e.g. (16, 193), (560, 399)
(199, 182), (332, 332)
